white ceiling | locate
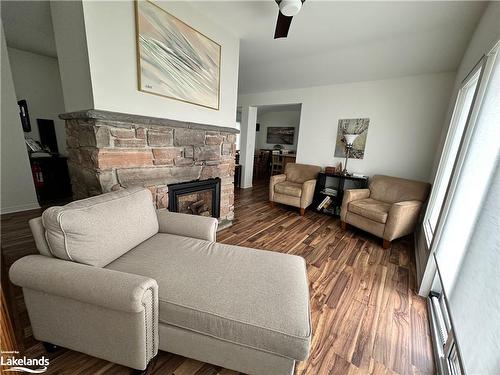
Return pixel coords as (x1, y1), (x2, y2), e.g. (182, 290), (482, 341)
(1, 0), (57, 57)
(1, 1), (487, 96)
(188, 1), (486, 94)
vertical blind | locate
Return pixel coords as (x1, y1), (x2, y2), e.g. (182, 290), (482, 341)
(434, 46), (500, 374)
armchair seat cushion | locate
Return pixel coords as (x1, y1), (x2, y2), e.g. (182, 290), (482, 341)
(274, 181), (303, 198)
(349, 198), (391, 224)
(106, 233), (311, 360)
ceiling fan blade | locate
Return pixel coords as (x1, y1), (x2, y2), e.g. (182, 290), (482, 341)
(274, 11), (293, 39)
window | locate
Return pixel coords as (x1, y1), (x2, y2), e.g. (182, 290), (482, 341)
(427, 41), (500, 375)
(423, 67), (481, 245)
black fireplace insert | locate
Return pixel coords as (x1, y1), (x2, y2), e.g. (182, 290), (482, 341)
(168, 178), (221, 218)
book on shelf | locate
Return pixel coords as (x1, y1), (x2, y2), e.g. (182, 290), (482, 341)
(316, 196), (331, 210)
(320, 187), (338, 196)
(351, 172), (367, 178)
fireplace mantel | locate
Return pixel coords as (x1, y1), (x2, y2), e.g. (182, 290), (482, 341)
(60, 109), (239, 134)
(61, 109), (238, 227)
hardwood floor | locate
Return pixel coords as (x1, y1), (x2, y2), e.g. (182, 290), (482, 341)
(1, 182), (434, 375)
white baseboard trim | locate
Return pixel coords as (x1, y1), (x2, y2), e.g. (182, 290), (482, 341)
(1, 202), (40, 215)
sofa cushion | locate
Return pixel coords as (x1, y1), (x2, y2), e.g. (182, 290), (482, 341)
(274, 181), (303, 197)
(285, 163), (321, 184)
(106, 233), (311, 360)
(42, 187), (159, 267)
(349, 198), (391, 224)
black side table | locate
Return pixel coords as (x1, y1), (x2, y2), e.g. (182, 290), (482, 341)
(313, 172), (368, 216)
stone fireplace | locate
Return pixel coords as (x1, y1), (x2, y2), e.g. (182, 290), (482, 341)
(61, 110), (237, 227)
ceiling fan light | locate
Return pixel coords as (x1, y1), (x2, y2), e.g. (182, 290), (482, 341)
(279, 0), (302, 17)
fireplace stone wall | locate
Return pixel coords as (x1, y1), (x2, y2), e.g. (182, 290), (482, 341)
(61, 110), (237, 225)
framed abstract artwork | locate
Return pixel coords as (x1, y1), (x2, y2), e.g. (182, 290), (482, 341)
(135, 1), (221, 109)
(334, 118), (370, 159)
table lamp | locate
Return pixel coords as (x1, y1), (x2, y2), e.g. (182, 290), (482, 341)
(342, 133), (358, 176)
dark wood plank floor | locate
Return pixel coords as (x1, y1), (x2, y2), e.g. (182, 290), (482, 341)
(1, 181), (434, 375)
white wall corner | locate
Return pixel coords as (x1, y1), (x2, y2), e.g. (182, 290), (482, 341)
(239, 106), (258, 188)
(1, 22), (40, 213)
(50, 0), (94, 112)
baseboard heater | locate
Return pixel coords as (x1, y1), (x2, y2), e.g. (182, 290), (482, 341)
(427, 292), (462, 375)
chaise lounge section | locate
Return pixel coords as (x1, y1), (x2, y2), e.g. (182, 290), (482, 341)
(10, 187), (311, 375)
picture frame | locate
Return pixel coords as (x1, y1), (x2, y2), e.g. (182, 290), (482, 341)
(334, 118), (370, 159)
(135, 1), (221, 110)
(266, 127), (295, 145)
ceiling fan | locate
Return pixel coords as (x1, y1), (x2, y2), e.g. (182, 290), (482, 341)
(274, 0), (305, 39)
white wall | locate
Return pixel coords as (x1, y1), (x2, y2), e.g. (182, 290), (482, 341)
(240, 72), (455, 182)
(256, 109), (300, 151)
(50, 0), (94, 112)
(80, 1), (239, 128)
(8, 47), (67, 155)
(1, 24), (39, 213)
(240, 107), (257, 188)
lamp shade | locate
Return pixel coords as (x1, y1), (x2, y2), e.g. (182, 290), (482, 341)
(343, 133), (359, 146)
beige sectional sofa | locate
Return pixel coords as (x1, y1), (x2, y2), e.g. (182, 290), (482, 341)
(10, 187), (311, 374)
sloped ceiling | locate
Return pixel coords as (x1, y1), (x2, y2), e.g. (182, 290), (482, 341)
(187, 1), (486, 94)
(2, 1), (487, 95)
(1, 0), (57, 57)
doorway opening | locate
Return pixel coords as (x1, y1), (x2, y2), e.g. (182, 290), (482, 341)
(254, 104), (302, 184)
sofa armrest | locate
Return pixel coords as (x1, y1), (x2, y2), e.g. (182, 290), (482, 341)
(10, 255), (158, 370)
(156, 209), (218, 242)
(340, 188), (371, 221)
(269, 174), (287, 201)
(300, 179), (317, 208)
(384, 200), (423, 241)
(10, 255), (157, 312)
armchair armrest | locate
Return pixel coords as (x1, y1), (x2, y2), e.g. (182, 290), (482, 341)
(10, 255), (158, 370)
(269, 174), (287, 201)
(340, 188), (371, 221)
(156, 209), (218, 242)
(384, 200), (423, 241)
(300, 179), (317, 208)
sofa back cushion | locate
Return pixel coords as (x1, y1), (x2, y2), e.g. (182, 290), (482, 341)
(285, 163), (321, 184)
(42, 187), (159, 267)
(369, 175), (430, 204)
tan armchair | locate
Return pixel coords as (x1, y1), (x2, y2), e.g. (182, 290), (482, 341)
(340, 175), (430, 248)
(270, 163), (322, 215)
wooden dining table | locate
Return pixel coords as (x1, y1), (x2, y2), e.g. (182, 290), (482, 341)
(256, 149), (296, 176)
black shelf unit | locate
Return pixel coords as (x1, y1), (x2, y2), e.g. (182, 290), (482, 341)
(30, 155), (72, 205)
(313, 172), (368, 217)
